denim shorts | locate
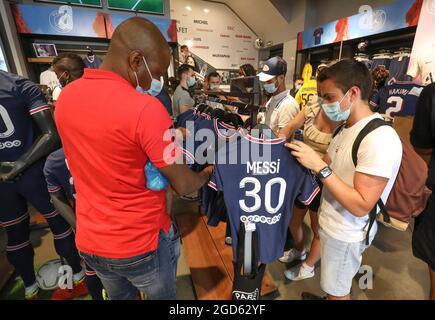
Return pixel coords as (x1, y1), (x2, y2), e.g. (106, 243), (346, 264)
(319, 227), (374, 297)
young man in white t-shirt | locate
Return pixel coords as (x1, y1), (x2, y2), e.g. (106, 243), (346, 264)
(287, 59), (402, 300)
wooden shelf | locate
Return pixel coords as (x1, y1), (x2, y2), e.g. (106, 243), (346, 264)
(27, 57), (54, 63)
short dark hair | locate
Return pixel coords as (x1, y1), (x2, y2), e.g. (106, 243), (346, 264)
(180, 45), (188, 50)
(52, 53), (85, 79)
(239, 63), (256, 76)
(317, 59), (372, 101)
(207, 71), (221, 82)
(295, 77), (303, 81)
(177, 64), (194, 79)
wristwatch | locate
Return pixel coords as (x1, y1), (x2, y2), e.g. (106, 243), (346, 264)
(317, 166), (333, 180)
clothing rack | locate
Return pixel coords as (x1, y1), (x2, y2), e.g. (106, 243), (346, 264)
(196, 92), (265, 127)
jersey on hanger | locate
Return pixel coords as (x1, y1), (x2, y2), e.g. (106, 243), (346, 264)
(295, 78), (317, 110)
(0, 70), (50, 162)
(370, 81), (424, 117)
(208, 132), (320, 264)
(44, 148), (76, 200)
(408, 46), (435, 85)
(388, 56), (410, 82)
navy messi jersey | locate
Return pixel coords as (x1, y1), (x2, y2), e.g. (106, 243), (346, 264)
(370, 81), (424, 117)
(208, 132), (320, 264)
(181, 116), (241, 165)
(176, 109), (196, 128)
(0, 71), (49, 161)
(43, 148), (76, 200)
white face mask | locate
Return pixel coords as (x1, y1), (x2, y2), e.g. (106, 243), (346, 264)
(210, 84), (220, 91)
(134, 56), (164, 96)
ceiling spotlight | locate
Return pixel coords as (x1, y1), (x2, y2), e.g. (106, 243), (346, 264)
(185, 6), (192, 11)
(203, 8), (210, 13)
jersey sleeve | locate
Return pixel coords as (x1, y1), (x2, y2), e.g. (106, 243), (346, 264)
(17, 78), (50, 115)
(411, 85), (435, 149)
(43, 156), (62, 193)
(136, 98), (181, 168)
(369, 91), (380, 111)
(208, 165), (223, 191)
(296, 170), (320, 205)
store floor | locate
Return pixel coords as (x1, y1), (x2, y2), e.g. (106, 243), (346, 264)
(0, 199), (430, 300)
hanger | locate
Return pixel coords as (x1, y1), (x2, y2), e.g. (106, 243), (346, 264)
(204, 106), (214, 116)
(196, 103), (208, 114)
(210, 108), (225, 120)
(398, 74), (413, 82)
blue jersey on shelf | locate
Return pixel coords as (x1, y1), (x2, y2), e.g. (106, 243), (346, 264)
(0, 70), (50, 161)
(209, 131), (320, 264)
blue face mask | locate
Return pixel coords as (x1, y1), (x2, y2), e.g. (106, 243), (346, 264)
(263, 78), (278, 94)
(321, 90), (352, 122)
(187, 76), (196, 87)
(134, 56), (163, 96)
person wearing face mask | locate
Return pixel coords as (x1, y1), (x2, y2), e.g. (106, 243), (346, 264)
(203, 71), (226, 110)
(258, 56), (299, 136)
(55, 17), (213, 300)
(290, 77), (304, 97)
(172, 64), (196, 118)
(52, 53), (86, 104)
(286, 59), (402, 300)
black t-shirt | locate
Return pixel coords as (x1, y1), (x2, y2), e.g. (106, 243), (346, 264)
(410, 83), (435, 222)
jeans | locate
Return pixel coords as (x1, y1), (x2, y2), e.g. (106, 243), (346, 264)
(80, 223), (180, 300)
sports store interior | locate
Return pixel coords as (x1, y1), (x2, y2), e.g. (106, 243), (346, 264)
(0, 0), (434, 301)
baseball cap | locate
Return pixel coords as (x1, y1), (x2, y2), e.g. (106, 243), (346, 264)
(257, 56), (287, 82)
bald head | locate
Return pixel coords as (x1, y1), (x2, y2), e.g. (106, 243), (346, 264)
(102, 17), (171, 91)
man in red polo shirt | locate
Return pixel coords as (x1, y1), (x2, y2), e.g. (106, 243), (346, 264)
(55, 18), (212, 300)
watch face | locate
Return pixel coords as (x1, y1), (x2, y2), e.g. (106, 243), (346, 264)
(320, 167), (332, 178)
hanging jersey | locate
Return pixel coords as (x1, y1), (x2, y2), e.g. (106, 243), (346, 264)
(44, 148), (76, 200)
(301, 63), (313, 82)
(388, 56), (410, 82)
(295, 78), (318, 110)
(176, 109), (196, 128)
(370, 81), (424, 117)
(0, 70), (50, 162)
(371, 57), (392, 70)
(208, 132), (320, 264)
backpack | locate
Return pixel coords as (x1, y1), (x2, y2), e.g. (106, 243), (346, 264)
(333, 118), (431, 245)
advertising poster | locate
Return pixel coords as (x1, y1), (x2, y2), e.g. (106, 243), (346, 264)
(105, 13), (177, 43)
(299, 0), (422, 50)
(107, 0), (164, 15)
(35, 0), (102, 8)
(11, 3), (107, 38)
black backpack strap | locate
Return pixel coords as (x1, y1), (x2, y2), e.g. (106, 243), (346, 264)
(365, 199), (389, 245)
(351, 118), (389, 166)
